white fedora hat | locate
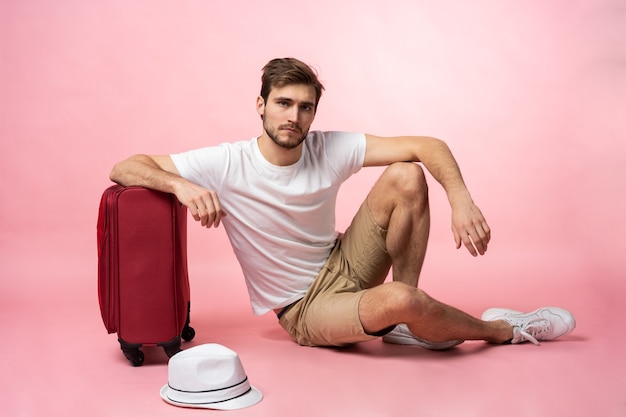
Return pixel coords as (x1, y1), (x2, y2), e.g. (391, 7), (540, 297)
(160, 344), (263, 410)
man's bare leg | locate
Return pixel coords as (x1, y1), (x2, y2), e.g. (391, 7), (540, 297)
(366, 162), (430, 287)
(359, 162), (513, 343)
(359, 282), (512, 343)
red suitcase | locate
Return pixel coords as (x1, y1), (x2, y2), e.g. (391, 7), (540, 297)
(97, 185), (195, 366)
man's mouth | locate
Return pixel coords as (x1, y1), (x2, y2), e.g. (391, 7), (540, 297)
(280, 125), (300, 133)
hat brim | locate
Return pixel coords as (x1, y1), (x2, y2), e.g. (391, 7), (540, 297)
(160, 384), (263, 410)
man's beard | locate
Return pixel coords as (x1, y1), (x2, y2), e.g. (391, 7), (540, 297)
(263, 118), (308, 150)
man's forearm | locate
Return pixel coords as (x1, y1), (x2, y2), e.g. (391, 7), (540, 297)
(364, 134), (475, 206)
(417, 139), (472, 206)
(109, 154), (181, 193)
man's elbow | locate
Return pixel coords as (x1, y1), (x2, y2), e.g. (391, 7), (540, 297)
(109, 161), (125, 185)
(109, 154), (142, 185)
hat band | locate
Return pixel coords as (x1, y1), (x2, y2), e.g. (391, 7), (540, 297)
(166, 377), (252, 405)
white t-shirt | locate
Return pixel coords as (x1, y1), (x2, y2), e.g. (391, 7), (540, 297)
(171, 131), (366, 315)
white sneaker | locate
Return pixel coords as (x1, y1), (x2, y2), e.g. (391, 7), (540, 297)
(481, 307), (576, 345)
(382, 324), (463, 350)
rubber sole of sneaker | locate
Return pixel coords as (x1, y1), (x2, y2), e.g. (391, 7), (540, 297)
(382, 325), (463, 350)
(383, 334), (463, 350)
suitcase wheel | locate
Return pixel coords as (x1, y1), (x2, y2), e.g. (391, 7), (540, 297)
(119, 340), (145, 366)
(182, 325), (196, 342)
(163, 339), (182, 358)
(123, 348), (145, 367)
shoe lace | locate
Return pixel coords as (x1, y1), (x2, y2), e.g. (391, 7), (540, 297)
(516, 318), (550, 345)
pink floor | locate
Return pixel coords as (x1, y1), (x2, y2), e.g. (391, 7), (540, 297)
(2, 1), (625, 416)
(2, 233), (625, 416)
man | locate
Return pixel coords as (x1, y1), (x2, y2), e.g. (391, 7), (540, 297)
(110, 57), (575, 349)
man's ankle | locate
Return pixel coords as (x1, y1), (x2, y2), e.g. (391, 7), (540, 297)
(488, 320), (514, 344)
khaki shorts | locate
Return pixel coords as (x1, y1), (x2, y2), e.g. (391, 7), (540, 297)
(278, 202), (393, 347)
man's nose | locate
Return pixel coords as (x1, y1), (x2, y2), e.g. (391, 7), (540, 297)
(287, 106), (300, 123)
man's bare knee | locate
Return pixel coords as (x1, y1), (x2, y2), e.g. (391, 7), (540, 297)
(367, 163), (429, 227)
(359, 282), (430, 331)
(382, 162), (428, 199)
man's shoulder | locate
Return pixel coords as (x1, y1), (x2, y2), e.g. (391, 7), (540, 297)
(308, 130), (361, 138)
(190, 137), (256, 157)
(219, 137), (256, 150)
(306, 131), (366, 150)
(307, 130), (365, 142)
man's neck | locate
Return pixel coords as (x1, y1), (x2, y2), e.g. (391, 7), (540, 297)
(257, 134), (303, 166)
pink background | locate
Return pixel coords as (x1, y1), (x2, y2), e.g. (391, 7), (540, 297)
(1, 1), (625, 416)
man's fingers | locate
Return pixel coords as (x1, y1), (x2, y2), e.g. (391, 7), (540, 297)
(209, 193), (226, 228)
(178, 186), (227, 229)
(190, 204), (202, 222)
(453, 229), (462, 249)
(469, 230), (485, 255)
(455, 225), (488, 257)
(466, 224), (489, 256)
(462, 234), (478, 257)
(451, 206), (491, 257)
(192, 199), (227, 228)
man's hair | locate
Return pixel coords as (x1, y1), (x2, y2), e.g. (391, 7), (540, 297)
(260, 58), (325, 109)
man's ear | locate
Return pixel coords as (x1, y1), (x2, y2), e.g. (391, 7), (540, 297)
(256, 96), (265, 119)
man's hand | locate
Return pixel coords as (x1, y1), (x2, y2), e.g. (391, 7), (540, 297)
(451, 202), (491, 257)
(110, 154), (228, 229)
(173, 181), (227, 228)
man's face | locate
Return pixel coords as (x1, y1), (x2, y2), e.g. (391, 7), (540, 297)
(256, 84), (317, 150)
